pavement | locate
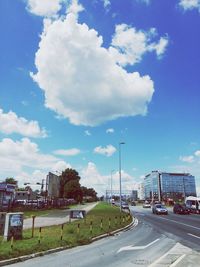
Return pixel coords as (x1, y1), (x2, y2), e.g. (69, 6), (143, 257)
(23, 202), (98, 229)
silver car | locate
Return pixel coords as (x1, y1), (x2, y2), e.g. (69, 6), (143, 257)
(152, 204), (168, 215)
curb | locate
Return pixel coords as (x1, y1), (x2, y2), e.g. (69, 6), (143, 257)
(92, 216), (136, 241)
(0, 216), (136, 266)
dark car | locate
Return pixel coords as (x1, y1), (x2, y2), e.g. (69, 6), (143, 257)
(152, 204), (168, 215)
(131, 201), (136, 206)
(173, 204), (190, 214)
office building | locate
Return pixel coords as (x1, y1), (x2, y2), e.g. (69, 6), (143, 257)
(144, 171), (196, 201)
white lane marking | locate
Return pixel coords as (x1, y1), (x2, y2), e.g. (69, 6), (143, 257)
(188, 233), (200, 239)
(157, 216), (200, 231)
(170, 254), (186, 267)
(117, 238), (159, 253)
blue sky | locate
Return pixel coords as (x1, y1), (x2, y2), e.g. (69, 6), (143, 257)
(0, 0), (200, 196)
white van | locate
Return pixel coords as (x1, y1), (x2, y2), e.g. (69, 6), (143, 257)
(185, 196), (200, 214)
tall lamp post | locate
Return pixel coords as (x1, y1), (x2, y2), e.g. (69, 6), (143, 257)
(119, 142), (125, 212)
(110, 170), (115, 203)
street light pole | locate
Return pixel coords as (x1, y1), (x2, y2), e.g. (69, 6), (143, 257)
(111, 170), (115, 203)
(119, 142), (125, 212)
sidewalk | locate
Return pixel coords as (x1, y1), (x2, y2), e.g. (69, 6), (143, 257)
(23, 202), (98, 230)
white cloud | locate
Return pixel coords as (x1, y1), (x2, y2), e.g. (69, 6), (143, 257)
(31, 13), (155, 126)
(0, 109), (47, 138)
(67, 0), (84, 17)
(54, 148), (81, 156)
(106, 128), (114, 133)
(85, 130), (91, 136)
(137, 0), (151, 5)
(0, 138), (69, 171)
(194, 150), (200, 157)
(0, 138), (71, 190)
(179, 155), (194, 163)
(27, 0), (63, 17)
(81, 162), (135, 196)
(103, 0), (111, 8)
(179, 0), (200, 12)
(109, 24), (169, 66)
(94, 144), (116, 157)
(14, 170), (45, 188)
(102, 0), (111, 11)
(51, 161), (71, 173)
(81, 162), (107, 196)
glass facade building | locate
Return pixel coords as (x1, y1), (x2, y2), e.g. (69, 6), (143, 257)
(144, 171), (196, 201)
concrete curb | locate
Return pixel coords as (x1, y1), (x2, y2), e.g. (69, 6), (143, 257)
(0, 216), (136, 266)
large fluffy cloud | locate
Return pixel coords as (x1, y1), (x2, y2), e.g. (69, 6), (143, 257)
(31, 13), (155, 126)
(0, 109), (47, 138)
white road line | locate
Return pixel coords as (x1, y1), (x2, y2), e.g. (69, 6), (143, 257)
(170, 254), (186, 267)
(117, 238), (159, 253)
(188, 233), (200, 239)
(157, 216), (200, 231)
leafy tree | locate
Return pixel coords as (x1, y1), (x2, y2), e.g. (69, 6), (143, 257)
(63, 179), (83, 202)
(4, 177), (18, 185)
(59, 168), (82, 200)
(81, 186), (97, 201)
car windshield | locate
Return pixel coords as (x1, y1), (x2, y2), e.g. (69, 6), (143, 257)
(156, 205), (165, 208)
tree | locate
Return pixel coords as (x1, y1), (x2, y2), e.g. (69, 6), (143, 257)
(59, 168), (82, 201)
(63, 179), (83, 202)
(4, 177), (18, 185)
(81, 186), (97, 201)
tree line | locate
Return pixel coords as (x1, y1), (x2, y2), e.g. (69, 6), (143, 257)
(2, 169), (98, 203)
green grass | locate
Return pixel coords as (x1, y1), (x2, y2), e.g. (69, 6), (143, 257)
(0, 202), (132, 261)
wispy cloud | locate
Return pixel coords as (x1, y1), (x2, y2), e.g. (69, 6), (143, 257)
(54, 148), (81, 156)
(85, 130), (91, 136)
(179, 0), (200, 12)
(106, 128), (114, 134)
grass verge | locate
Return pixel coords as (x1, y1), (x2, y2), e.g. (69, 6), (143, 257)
(0, 202), (132, 261)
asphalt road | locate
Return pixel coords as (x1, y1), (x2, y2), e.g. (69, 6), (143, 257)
(132, 205), (200, 250)
(8, 205), (200, 267)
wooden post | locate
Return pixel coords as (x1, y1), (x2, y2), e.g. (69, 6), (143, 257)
(31, 215), (36, 238)
(90, 221), (93, 235)
(38, 227), (42, 244)
(61, 224), (64, 240)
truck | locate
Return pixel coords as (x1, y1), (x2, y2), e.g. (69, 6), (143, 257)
(185, 196), (200, 214)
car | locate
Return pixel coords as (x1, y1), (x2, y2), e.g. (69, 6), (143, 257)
(131, 201), (136, 206)
(173, 204), (190, 214)
(121, 202), (130, 210)
(152, 204), (168, 215)
(143, 201), (151, 208)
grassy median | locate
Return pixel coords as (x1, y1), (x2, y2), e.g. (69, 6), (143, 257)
(0, 202), (132, 261)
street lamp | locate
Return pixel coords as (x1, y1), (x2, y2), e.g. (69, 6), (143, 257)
(119, 142), (125, 212)
(110, 170), (115, 203)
